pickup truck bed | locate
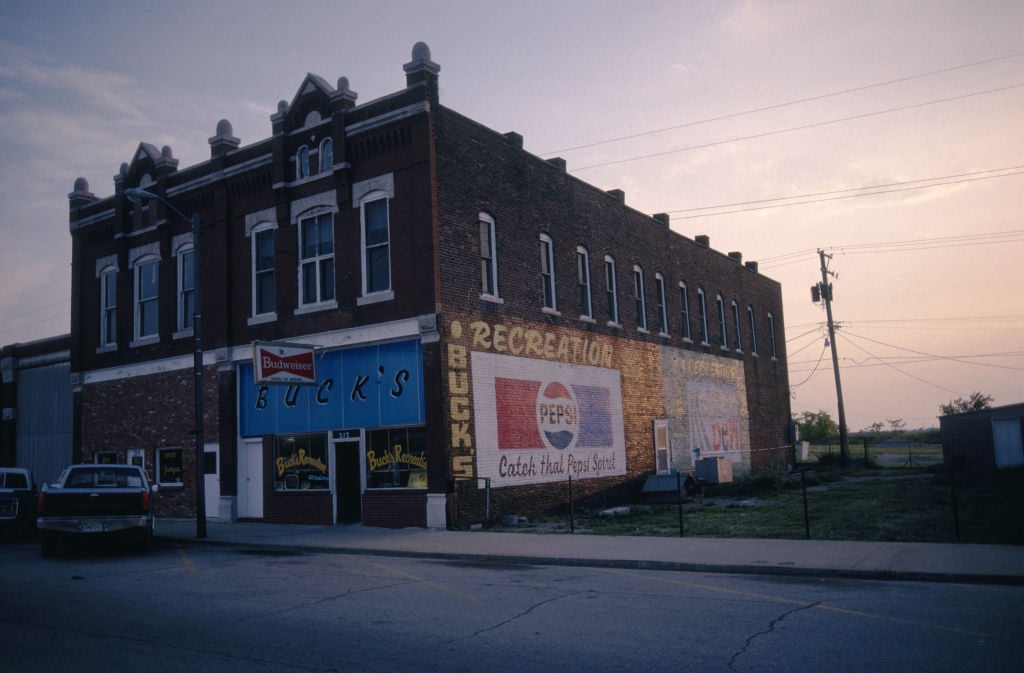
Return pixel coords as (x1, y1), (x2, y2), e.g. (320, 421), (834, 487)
(37, 464), (157, 556)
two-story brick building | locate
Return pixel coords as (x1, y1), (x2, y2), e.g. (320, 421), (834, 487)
(67, 43), (792, 529)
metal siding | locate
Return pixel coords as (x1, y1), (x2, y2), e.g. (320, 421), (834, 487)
(16, 362), (72, 485)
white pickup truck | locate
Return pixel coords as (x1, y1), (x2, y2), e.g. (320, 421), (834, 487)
(36, 464), (158, 557)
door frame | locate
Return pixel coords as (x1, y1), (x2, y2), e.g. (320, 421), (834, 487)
(331, 430), (364, 524)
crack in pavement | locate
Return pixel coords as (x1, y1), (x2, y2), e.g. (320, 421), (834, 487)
(728, 601), (820, 672)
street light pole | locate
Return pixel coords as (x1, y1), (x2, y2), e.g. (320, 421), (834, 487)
(125, 187), (207, 538)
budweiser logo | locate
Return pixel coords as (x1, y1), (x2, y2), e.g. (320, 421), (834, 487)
(254, 343), (317, 384)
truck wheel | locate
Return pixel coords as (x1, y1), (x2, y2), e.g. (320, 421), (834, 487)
(41, 533), (58, 558)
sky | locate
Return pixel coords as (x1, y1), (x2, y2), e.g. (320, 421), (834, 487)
(1, 0), (1021, 430)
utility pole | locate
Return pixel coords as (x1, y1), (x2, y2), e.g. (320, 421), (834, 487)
(814, 249), (850, 467)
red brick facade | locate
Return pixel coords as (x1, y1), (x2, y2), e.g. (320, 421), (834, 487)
(67, 43), (791, 529)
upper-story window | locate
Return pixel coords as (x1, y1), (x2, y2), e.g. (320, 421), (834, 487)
(99, 266), (117, 347)
(319, 138), (333, 173)
(732, 300), (743, 352)
(361, 194), (391, 297)
(253, 226), (276, 316)
(134, 257), (159, 341)
(716, 295), (728, 349)
(655, 273), (668, 335)
(176, 244), (195, 333)
(540, 234), (556, 311)
(679, 281), (692, 341)
(299, 212), (335, 306)
(479, 213), (499, 298)
(577, 246), (592, 319)
(697, 288), (709, 344)
(768, 312), (778, 359)
(604, 255), (619, 326)
(633, 265), (647, 331)
(296, 146), (310, 180)
(748, 306), (759, 355)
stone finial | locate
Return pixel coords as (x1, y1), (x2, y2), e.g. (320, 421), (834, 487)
(331, 76), (358, 105)
(209, 118), (240, 156)
(404, 41), (440, 76)
(73, 177), (90, 194)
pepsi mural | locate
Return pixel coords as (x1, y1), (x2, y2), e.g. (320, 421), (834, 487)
(472, 351), (627, 487)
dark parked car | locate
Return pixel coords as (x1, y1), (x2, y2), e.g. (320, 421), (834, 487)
(36, 464), (157, 556)
(0, 467), (37, 538)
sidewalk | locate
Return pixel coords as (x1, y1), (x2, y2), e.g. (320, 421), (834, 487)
(156, 518), (1024, 585)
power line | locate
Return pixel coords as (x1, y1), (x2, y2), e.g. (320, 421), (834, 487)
(541, 51), (1024, 156)
(571, 82), (1024, 172)
(670, 166), (1024, 218)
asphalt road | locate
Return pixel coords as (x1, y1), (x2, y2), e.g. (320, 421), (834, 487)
(1, 537), (1021, 673)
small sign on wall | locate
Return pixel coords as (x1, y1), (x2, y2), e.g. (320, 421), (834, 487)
(253, 341), (318, 386)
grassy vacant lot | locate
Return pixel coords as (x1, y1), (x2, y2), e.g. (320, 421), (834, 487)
(503, 466), (1024, 545)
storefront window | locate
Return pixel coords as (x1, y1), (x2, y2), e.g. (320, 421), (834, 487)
(366, 427), (427, 489)
(157, 447), (183, 486)
(274, 433), (329, 491)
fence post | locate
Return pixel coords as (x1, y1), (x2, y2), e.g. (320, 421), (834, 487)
(801, 469), (811, 540)
(949, 471), (961, 542)
(676, 471), (685, 538)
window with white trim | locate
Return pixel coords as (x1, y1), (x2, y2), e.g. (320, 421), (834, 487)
(604, 255), (619, 325)
(749, 305), (757, 354)
(134, 257), (159, 340)
(697, 288), (709, 344)
(717, 295), (728, 348)
(633, 265), (647, 330)
(360, 194), (390, 296)
(479, 213), (498, 298)
(768, 312), (778, 359)
(679, 282), (692, 341)
(540, 234), (556, 311)
(655, 273), (668, 335)
(732, 300), (743, 351)
(577, 246), (592, 318)
(176, 244), (195, 333)
(99, 267), (117, 347)
(253, 226), (276, 316)
(299, 212), (335, 306)
(296, 146), (310, 180)
(319, 138), (333, 173)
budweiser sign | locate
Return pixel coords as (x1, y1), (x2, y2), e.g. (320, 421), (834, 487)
(253, 342), (317, 385)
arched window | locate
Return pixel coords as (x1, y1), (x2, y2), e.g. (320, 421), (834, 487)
(319, 138), (333, 173)
(479, 213), (498, 298)
(296, 145), (310, 180)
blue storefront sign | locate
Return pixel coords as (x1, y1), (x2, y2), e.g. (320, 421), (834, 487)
(239, 340), (424, 436)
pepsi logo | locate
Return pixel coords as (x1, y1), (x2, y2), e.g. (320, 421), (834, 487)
(535, 381), (579, 450)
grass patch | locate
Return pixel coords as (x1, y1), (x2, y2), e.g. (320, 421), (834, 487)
(504, 467), (1024, 544)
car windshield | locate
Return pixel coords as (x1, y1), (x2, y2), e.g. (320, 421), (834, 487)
(66, 468), (143, 489)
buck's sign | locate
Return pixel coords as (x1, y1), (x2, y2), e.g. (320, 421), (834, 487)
(253, 341), (317, 385)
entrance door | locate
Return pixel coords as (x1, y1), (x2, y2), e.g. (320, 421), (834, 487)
(333, 436), (362, 524)
(238, 438), (264, 519)
(204, 442), (219, 520)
